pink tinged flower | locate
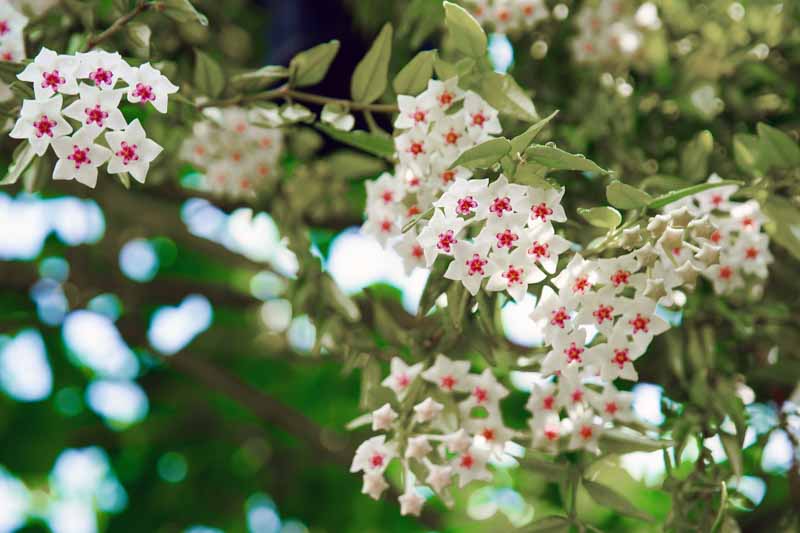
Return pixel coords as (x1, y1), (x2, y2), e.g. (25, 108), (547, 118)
(413, 397), (444, 423)
(421, 355), (471, 393)
(10, 95), (73, 155)
(456, 195), (478, 216)
(398, 489), (425, 517)
(436, 230), (457, 252)
(425, 465), (453, 493)
(123, 62), (179, 113)
(51, 127), (112, 188)
(495, 229), (519, 249)
(41, 70), (65, 92)
(361, 472), (388, 500)
(405, 436), (432, 460)
(104, 119), (163, 183)
(489, 196), (512, 217)
(371, 403), (398, 431)
(564, 342), (584, 364)
(528, 241), (549, 259)
(531, 202), (553, 222)
(90, 68), (114, 86)
(18, 48), (80, 99)
(350, 436), (396, 474)
(382, 357), (424, 397)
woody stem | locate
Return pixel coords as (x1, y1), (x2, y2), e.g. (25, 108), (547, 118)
(85, 1), (152, 51)
(199, 84), (399, 113)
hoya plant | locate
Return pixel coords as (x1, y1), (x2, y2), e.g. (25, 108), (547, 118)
(0, 1), (798, 532)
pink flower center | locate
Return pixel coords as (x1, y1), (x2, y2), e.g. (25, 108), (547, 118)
(573, 276), (591, 294)
(370, 453), (384, 468)
(68, 145), (91, 169)
(459, 453), (474, 469)
(133, 83), (155, 103)
(84, 104), (109, 127)
(33, 115), (57, 138)
(531, 202), (553, 221)
(523, 4), (535, 16)
(528, 241), (549, 260)
(542, 395), (555, 410)
(439, 91), (453, 107)
(489, 196), (512, 217)
(456, 196), (478, 216)
(629, 313), (650, 334)
(116, 141), (139, 165)
(411, 244), (424, 259)
(612, 348), (630, 368)
(502, 265), (524, 285)
(41, 70), (65, 92)
(745, 247), (758, 260)
(611, 269), (630, 286)
(444, 129), (460, 145)
(497, 8), (510, 21)
(380, 190), (394, 204)
(473, 387), (488, 403)
(440, 375), (456, 391)
(495, 229), (518, 249)
(605, 402), (618, 415)
(550, 307), (570, 328)
(396, 373), (410, 388)
(471, 112), (486, 127)
(564, 342), (584, 363)
(579, 425), (593, 440)
(90, 67), (114, 86)
(440, 170), (455, 184)
(544, 427), (559, 441)
(465, 253), (487, 276)
(719, 266), (733, 280)
(1, 52), (12, 61)
(436, 230), (457, 252)
(592, 304), (614, 324)
(742, 216), (755, 229)
(409, 141), (424, 156)
(412, 110), (426, 123)
(0, 21), (9, 36)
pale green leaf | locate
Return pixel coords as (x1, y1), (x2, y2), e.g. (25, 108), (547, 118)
(351, 23), (393, 103)
(449, 138), (511, 169)
(757, 122), (800, 168)
(443, 1), (487, 58)
(510, 110), (558, 156)
(526, 144), (607, 174)
(606, 180), (653, 210)
(161, 0), (208, 25)
(193, 49), (225, 98)
(479, 72), (537, 122)
(0, 142), (37, 186)
(582, 478), (654, 522)
(647, 180), (742, 209)
(316, 124), (394, 159)
(578, 206), (622, 229)
(230, 65), (289, 92)
(289, 40), (340, 88)
(393, 50), (436, 96)
(680, 130), (713, 181)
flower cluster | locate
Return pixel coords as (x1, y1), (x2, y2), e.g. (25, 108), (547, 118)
(572, 0), (657, 64)
(666, 175), (773, 295)
(351, 355), (516, 516)
(9, 48), (176, 187)
(179, 107), (283, 200)
(0, 3), (28, 103)
(362, 77), (505, 269)
(462, 0), (549, 34)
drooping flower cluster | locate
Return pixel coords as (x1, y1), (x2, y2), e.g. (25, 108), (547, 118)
(0, 2), (28, 103)
(665, 175), (773, 295)
(572, 0), (659, 64)
(9, 48), (175, 187)
(462, 0), (549, 34)
(351, 355), (516, 516)
(362, 77), (508, 270)
(179, 107), (283, 200)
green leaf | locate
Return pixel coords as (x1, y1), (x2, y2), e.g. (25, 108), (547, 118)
(757, 122), (800, 168)
(578, 206), (622, 229)
(316, 124), (394, 159)
(680, 130), (713, 181)
(526, 144), (607, 174)
(193, 49), (225, 98)
(397, 0), (445, 49)
(417, 256), (451, 318)
(230, 65), (289, 92)
(433, 58), (457, 80)
(449, 138), (511, 169)
(0, 142), (37, 186)
(510, 110), (558, 156)
(526, 516), (570, 532)
(289, 40), (340, 88)
(719, 432), (743, 477)
(606, 180), (653, 210)
(479, 72), (538, 122)
(443, 1), (487, 58)
(647, 179), (742, 209)
(733, 134), (764, 175)
(161, 0), (208, 26)
(0, 61), (24, 85)
(393, 50), (436, 96)
(125, 22), (150, 53)
(762, 195), (800, 261)
(351, 23), (393, 104)
(326, 150), (386, 180)
(582, 478), (654, 522)
(599, 428), (673, 454)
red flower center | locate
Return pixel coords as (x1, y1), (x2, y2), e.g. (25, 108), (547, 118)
(90, 67), (114, 86)
(41, 70), (65, 91)
(542, 395), (555, 410)
(528, 241), (549, 260)
(412, 110), (426, 123)
(459, 453), (474, 469)
(411, 244), (423, 259)
(573, 276), (591, 294)
(437, 230), (457, 252)
(571, 389), (584, 403)
(440, 375), (456, 391)
(629, 313), (650, 334)
(133, 83), (155, 103)
(489, 196), (512, 217)
(564, 342), (584, 363)
(116, 141), (139, 165)
(471, 112), (486, 126)
(441, 170), (455, 184)
(531, 202), (553, 221)
(409, 141), (424, 156)
(396, 373), (410, 388)
(465, 254), (487, 276)
(711, 230), (722, 243)
(380, 190), (394, 204)
(502, 265), (524, 285)
(444, 130), (460, 145)
(439, 91), (453, 106)
(34, 115), (57, 138)
(580, 425), (593, 440)
(84, 104), (109, 127)
(592, 304), (614, 324)
(0, 21), (9, 36)
(611, 269), (630, 286)
(473, 387), (488, 403)
(496, 229), (519, 248)
(745, 247), (758, 259)
(456, 196), (478, 216)
(370, 453), (384, 468)
(380, 219), (393, 233)
(605, 402), (618, 415)
(545, 427), (559, 441)
(719, 266), (733, 280)
(612, 348), (630, 368)
(481, 428), (495, 441)
(407, 205), (421, 217)
(68, 145), (91, 169)
(550, 307), (570, 328)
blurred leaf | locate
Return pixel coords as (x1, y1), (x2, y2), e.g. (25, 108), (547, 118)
(510, 110), (558, 156)
(289, 40), (340, 88)
(756, 122), (800, 168)
(578, 206), (621, 229)
(733, 134), (766, 175)
(193, 49), (225, 98)
(161, 0), (208, 26)
(582, 478), (654, 522)
(397, 0), (445, 48)
(1, 142), (37, 186)
(606, 180), (653, 210)
(525, 144), (607, 174)
(680, 130), (713, 181)
(525, 515), (570, 532)
(351, 23), (393, 104)
(719, 432), (742, 477)
(647, 180), (742, 209)
(417, 256), (450, 318)
(450, 138), (511, 169)
(126, 22), (151, 54)
(762, 196), (800, 261)
(316, 124), (394, 158)
(230, 65), (289, 92)
(393, 50), (436, 96)
(479, 72), (537, 122)
(443, 1), (487, 58)
(326, 150), (385, 180)
(599, 429), (673, 454)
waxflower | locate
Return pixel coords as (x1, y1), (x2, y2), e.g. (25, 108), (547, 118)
(462, 0), (549, 35)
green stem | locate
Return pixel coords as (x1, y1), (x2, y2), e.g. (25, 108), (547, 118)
(199, 85), (399, 113)
(85, 1), (152, 51)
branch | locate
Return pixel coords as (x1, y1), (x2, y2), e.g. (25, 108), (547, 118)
(85, 1), (152, 51)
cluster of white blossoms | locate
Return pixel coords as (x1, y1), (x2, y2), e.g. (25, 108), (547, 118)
(8, 48), (177, 187)
(0, 2), (28, 103)
(665, 175), (773, 295)
(179, 107), (283, 200)
(462, 0), (549, 34)
(362, 77), (510, 272)
(572, 0), (659, 64)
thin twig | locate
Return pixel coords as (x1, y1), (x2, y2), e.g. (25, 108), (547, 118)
(85, 2), (152, 51)
(199, 84), (398, 113)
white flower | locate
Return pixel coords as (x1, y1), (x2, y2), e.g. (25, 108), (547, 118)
(531, 412), (562, 452)
(434, 177), (490, 220)
(521, 223), (571, 274)
(486, 247), (545, 302)
(451, 445), (492, 488)
(444, 240), (492, 296)
(394, 230), (427, 275)
(76, 50), (129, 89)
(123, 62), (178, 113)
(619, 298), (670, 342)
(51, 127), (112, 188)
(425, 464), (453, 493)
(431, 114), (471, 160)
(361, 472), (389, 500)
(462, 369), (509, 411)
(586, 326), (646, 382)
(528, 186), (567, 224)
(530, 285), (576, 335)
(398, 488), (425, 516)
(320, 105), (355, 131)
(445, 429), (474, 453)
(394, 94), (436, 130)
(105, 119), (163, 184)
(567, 410), (602, 453)
(18, 48), (80, 99)
(0, 4), (28, 40)
(395, 126), (432, 170)
(465, 414), (515, 451)
(421, 354), (471, 392)
(526, 379), (558, 414)
(62, 84), (127, 131)
(417, 209), (467, 266)
(573, 286), (625, 335)
(693, 174), (738, 212)
(381, 357), (424, 398)
(552, 254), (600, 304)
(486, 175), (531, 219)
(519, 0), (549, 27)
(366, 172), (404, 208)
(350, 435), (397, 474)
(541, 328), (587, 375)
(413, 397), (444, 423)
(704, 263), (744, 294)
(422, 77), (464, 112)
(463, 91), (501, 139)
(9, 94), (72, 155)
(405, 436), (432, 460)
(371, 403), (398, 431)
(555, 362), (588, 409)
(587, 385), (634, 422)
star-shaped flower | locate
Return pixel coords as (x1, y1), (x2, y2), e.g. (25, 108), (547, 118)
(76, 50), (129, 89)
(541, 328), (587, 375)
(421, 354), (471, 393)
(413, 397), (444, 423)
(104, 119), (163, 184)
(63, 84), (127, 131)
(381, 357), (424, 398)
(398, 488), (425, 516)
(521, 223), (571, 274)
(451, 445), (492, 488)
(361, 472), (389, 500)
(371, 403), (398, 431)
(123, 62), (178, 113)
(585, 326), (646, 382)
(9, 94), (73, 155)
(51, 127), (112, 188)
(350, 436), (397, 474)
(425, 464), (453, 493)
(405, 436), (432, 460)
(17, 48), (80, 99)
(444, 241), (492, 296)
(486, 247), (545, 302)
